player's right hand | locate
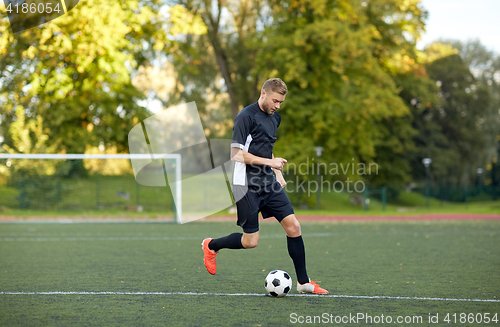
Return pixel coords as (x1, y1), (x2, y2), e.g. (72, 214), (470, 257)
(269, 157), (287, 170)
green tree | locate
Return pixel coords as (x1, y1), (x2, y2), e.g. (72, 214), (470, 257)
(363, 0), (427, 75)
(0, 106), (59, 184)
(437, 38), (500, 165)
(0, 107), (63, 208)
(258, 0), (411, 180)
(0, 0), (168, 153)
(361, 0), (429, 186)
(393, 64), (449, 185)
(417, 50), (490, 185)
(157, 0), (438, 198)
(163, 1), (262, 121)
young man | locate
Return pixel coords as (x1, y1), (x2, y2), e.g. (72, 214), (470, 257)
(201, 78), (328, 294)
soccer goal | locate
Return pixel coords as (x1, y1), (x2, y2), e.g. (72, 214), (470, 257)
(0, 153), (182, 223)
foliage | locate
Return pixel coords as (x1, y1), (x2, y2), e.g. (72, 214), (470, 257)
(1, 0), (498, 198)
(0, 0), (168, 153)
(84, 145), (133, 175)
(424, 53), (490, 185)
(391, 65), (443, 184)
(259, 0), (412, 182)
(162, 0), (267, 138)
(363, 0), (427, 75)
(437, 38), (500, 165)
(0, 107), (69, 207)
(0, 106), (60, 185)
(163, 0), (496, 198)
(387, 41), (493, 187)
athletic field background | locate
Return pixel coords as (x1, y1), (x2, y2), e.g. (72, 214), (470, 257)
(0, 216), (499, 326)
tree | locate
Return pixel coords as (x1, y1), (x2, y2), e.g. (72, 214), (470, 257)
(393, 64), (450, 186)
(361, 0), (431, 187)
(0, 105), (59, 184)
(166, 0), (267, 122)
(163, 0), (433, 199)
(257, 0), (411, 180)
(0, 107), (63, 209)
(420, 49), (490, 185)
(0, 0), (168, 153)
(436, 38), (500, 165)
(364, 0), (427, 75)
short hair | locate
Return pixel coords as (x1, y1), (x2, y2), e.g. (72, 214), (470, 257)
(261, 78), (287, 95)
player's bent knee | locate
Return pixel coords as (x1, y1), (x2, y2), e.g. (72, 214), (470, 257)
(243, 240), (258, 249)
(242, 239), (258, 248)
(287, 224), (301, 238)
(242, 233), (259, 249)
(281, 215), (302, 237)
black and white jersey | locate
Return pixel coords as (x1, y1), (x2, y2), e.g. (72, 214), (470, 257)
(231, 102), (281, 188)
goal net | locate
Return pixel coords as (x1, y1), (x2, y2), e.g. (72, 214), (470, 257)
(0, 154), (181, 222)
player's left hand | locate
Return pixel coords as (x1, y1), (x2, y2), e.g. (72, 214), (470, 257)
(276, 175), (287, 188)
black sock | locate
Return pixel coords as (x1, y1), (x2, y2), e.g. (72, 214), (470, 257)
(287, 235), (309, 284)
(209, 233), (244, 252)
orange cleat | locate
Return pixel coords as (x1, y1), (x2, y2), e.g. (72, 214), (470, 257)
(296, 280), (329, 294)
(201, 238), (218, 275)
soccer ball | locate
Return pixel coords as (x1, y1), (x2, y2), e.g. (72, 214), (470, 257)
(264, 270), (292, 297)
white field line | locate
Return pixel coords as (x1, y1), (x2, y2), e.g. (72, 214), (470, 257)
(0, 291), (498, 302)
(0, 233), (328, 242)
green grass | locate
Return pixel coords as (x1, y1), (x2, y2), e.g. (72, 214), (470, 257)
(0, 220), (499, 326)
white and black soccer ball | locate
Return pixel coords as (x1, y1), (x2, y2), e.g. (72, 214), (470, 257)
(264, 270), (292, 297)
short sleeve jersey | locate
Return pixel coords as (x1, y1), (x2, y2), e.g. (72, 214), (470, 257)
(231, 102), (281, 188)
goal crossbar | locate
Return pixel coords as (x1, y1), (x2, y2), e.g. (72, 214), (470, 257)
(0, 154), (180, 160)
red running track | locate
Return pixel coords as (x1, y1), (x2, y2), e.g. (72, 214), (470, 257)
(295, 213), (500, 221)
(205, 213), (500, 222)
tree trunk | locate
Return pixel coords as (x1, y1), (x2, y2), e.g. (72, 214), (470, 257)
(211, 36), (240, 120)
(203, 0), (240, 120)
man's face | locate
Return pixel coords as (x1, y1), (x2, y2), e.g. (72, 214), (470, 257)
(261, 90), (285, 115)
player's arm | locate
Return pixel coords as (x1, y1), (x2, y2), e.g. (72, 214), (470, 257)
(231, 148), (286, 170)
(272, 153), (287, 188)
(231, 113), (285, 169)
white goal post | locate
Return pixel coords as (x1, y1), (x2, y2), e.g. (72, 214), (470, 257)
(0, 153), (182, 223)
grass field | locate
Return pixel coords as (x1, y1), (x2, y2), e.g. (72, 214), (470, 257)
(0, 219), (499, 326)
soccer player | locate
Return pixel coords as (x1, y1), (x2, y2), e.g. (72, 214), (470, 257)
(202, 78), (328, 294)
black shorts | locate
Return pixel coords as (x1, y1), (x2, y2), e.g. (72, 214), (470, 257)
(233, 181), (295, 233)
